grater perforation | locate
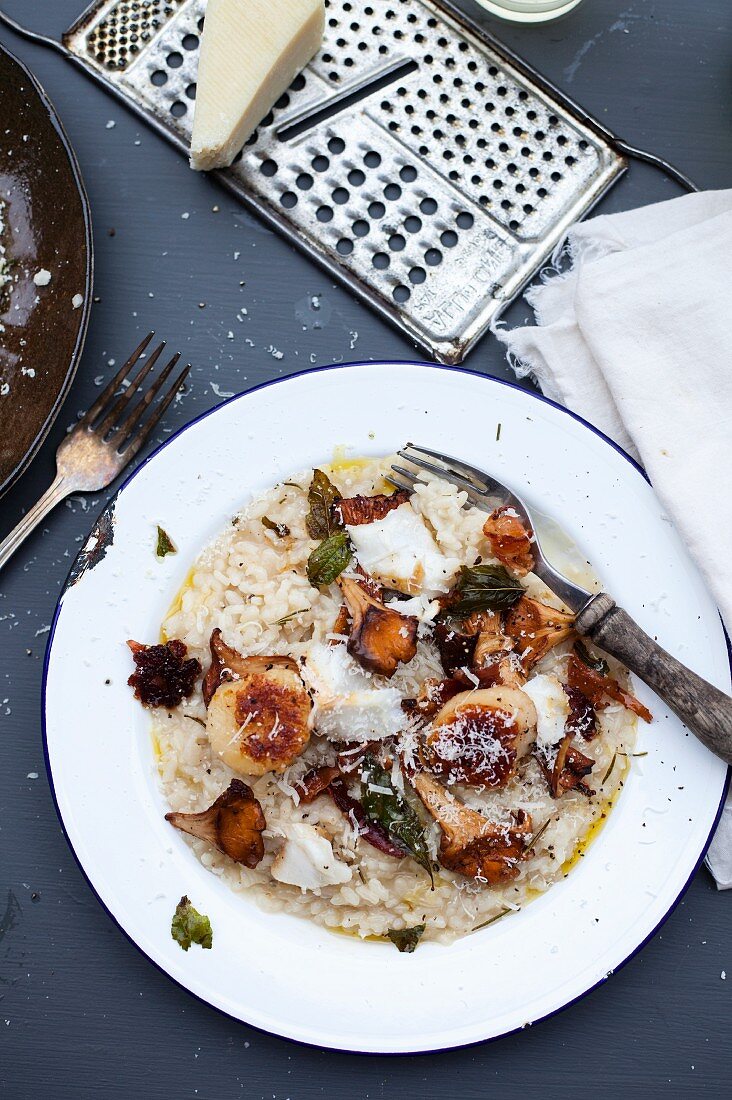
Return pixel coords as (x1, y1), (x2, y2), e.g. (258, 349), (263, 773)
(25, 0), (634, 362)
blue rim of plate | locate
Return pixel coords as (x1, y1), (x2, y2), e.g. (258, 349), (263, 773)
(41, 360), (732, 1055)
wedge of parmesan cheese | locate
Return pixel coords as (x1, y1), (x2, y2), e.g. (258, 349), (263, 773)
(190, 0), (325, 171)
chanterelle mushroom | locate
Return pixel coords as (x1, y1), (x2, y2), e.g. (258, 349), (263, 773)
(203, 628), (298, 706)
(504, 596), (575, 670)
(206, 652), (311, 776)
(424, 685), (537, 788)
(166, 779), (265, 867)
(544, 733), (595, 798)
(414, 773), (532, 884)
(567, 651), (652, 723)
(337, 488), (410, 525)
(482, 506), (535, 576)
(472, 609), (510, 670)
(339, 575), (418, 677)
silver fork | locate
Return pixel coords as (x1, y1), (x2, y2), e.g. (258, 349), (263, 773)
(388, 442), (732, 765)
(0, 333), (189, 572)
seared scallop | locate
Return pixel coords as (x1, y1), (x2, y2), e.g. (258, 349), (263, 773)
(206, 657), (311, 776)
(424, 686), (537, 788)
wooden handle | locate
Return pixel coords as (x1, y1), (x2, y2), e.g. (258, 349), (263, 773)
(574, 594), (732, 765)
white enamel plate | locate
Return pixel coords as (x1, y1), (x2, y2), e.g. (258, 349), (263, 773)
(43, 363), (730, 1053)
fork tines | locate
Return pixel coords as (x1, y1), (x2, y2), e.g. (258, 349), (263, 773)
(81, 332), (190, 457)
(387, 443), (490, 506)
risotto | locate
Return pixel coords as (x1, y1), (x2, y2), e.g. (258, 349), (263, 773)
(130, 455), (648, 949)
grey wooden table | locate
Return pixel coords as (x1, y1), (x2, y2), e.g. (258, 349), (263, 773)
(1, 1), (730, 1096)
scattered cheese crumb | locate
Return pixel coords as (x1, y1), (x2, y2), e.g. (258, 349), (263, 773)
(72, 293), (84, 309)
(210, 383), (234, 398)
(181, 212), (190, 220)
(106, 120), (116, 129)
(27, 772), (38, 780)
(33, 269), (52, 287)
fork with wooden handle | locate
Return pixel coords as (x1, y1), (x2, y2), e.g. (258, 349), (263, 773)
(0, 333), (189, 572)
(388, 443), (732, 765)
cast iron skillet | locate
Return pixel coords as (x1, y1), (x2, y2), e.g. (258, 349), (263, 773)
(0, 42), (92, 498)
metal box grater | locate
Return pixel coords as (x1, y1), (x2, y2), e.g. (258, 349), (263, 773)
(3, 0), (686, 363)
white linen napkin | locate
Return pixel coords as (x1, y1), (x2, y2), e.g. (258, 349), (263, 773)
(493, 190), (732, 888)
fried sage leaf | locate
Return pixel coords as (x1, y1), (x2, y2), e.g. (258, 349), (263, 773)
(305, 468), (342, 540)
(171, 895), (212, 952)
(361, 756), (434, 884)
(262, 516), (290, 538)
(307, 531), (351, 587)
(447, 564), (523, 618)
(574, 640), (610, 677)
(156, 525), (177, 558)
(387, 925), (425, 953)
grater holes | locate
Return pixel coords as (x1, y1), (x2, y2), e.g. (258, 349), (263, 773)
(408, 267), (426, 284)
(333, 187), (350, 204)
(368, 201), (386, 218)
(260, 159), (278, 177)
(372, 252), (390, 269)
(419, 197), (437, 215)
(328, 137), (345, 154)
(151, 70), (167, 86)
(364, 149), (381, 167)
(88, 0), (187, 72)
(440, 230), (457, 247)
(384, 183), (402, 200)
(317, 205), (333, 222)
(170, 100), (186, 118)
(181, 34), (198, 50)
(281, 192), (298, 209)
(456, 212), (474, 229)
(353, 219), (370, 237)
(167, 51), (183, 68)
(389, 234), (406, 251)
(393, 285), (410, 303)
(348, 169), (366, 186)
(399, 165), (417, 182)
(296, 173), (314, 190)
(425, 249), (442, 266)
(185, 83), (196, 100)
(312, 155), (329, 172)
(404, 216), (422, 233)
(337, 238), (353, 255)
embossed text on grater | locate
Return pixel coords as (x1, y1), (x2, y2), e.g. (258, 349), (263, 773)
(63, 0), (626, 363)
